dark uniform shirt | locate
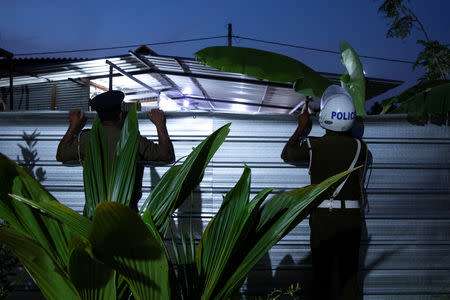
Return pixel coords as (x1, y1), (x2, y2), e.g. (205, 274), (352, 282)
(284, 130), (367, 200)
(285, 130), (368, 299)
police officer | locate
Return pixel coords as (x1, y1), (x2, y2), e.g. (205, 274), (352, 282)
(281, 85), (367, 300)
(56, 90), (175, 212)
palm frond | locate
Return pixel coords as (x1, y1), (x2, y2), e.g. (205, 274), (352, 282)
(0, 153), (73, 268)
(68, 236), (116, 300)
(0, 226), (80, 300)
(141, 123), (231, 237)
(89, 202), (170, 300)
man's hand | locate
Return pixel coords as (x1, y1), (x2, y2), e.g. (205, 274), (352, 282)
(281, 102), (311, 162)
(298, 101), (312, 137)
(68, 109), (86, 132)
(147, 109), (166, 128)
(147, 108), (174, 162)
(298, 98), (311, 124)
(56, 109), (86, 162)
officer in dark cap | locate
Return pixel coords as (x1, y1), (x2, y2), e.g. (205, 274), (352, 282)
(89, 89), (124, 112)
(56, 90), (175, 212)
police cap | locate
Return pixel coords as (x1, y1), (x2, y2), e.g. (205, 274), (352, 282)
(90, 90), (124, 111)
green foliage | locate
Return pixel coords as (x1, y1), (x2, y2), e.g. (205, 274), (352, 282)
(0, 226), (80, 300)
(414, 40), (450, 81)
(68, 237), (116, 300)
(381, 80), (450, 125)
(195, 44), (369, 112)
(340, 41), (367, 115)
(83, 104), (139, 218)
(386, 15), (413, 40)
(211, 168), (357, 300)
(195, 46), (332, 98)
(377, 0), (416, 39)
(0, 223), (20, 300)
(267, 283), (301, 300)
(83, 116), (110, 218)
(171, 221), (200, 299)
(90, 202), (170, 300)
(141, 122), (231, 237)
(376, 0), (449, 81)
(390, 82), (450, 125)
(0, 152), (74, 271)
(375, 0), (450, 123)
(0, 104), (358, 299)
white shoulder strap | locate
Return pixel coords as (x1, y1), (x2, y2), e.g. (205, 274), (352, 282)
(331, 139), (361, 199)
(77, 131), (83, 166)
(306, 138), (312, 175)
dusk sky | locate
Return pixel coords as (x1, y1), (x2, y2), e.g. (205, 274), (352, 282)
(1, 0), (449, 105)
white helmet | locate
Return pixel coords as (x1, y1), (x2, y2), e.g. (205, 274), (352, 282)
(319, 85), (356, 132)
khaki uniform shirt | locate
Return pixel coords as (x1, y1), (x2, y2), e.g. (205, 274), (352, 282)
(58, 124), (162, 211)
(58, 124), (161, 163)
(284, 131), (367, 200)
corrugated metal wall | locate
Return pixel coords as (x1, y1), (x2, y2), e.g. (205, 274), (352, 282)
(0, 111), (449, 299)
(1, 80), (89, 111)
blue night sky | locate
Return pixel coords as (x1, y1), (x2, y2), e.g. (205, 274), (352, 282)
(1, 0), (449, 105)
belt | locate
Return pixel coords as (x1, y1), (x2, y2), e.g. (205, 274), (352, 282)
(317, 200), (360, 209)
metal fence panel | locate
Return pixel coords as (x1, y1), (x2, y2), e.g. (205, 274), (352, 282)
(0, 111), (449, 298)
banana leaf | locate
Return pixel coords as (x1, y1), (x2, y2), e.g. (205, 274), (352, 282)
(205, 168), (358, 299)
(83, 104), (139, 218)
(195, 46), (331, 97)
(0, 226), (80, 300)
(141, 123), (231, 237)
(381, 80), (450, 125)
(0, 153), (73, 268)
(340, 41), (367, 116)
(89, 202), (170, 300)
(68, 237), (116, 300)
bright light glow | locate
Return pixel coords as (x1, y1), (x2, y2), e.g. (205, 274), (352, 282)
(140, 101), (158, 107)
(232, 103), (247, 112)
(123, 95), (136, 103)
(182, 87), (192, 95)
(363, 70), (367, 75)
(159, 93), (181, 111)
(183, 100), (190, 107)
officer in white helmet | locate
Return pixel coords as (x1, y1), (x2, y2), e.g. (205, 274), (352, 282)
(281, 85), (367, 300)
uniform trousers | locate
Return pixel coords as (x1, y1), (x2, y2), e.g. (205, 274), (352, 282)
(309, 208), (361, 300)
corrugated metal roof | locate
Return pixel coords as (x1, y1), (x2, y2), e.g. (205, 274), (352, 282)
(0, 53), (403, 113)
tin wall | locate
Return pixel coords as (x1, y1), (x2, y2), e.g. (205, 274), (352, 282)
(1, 81), (89, 111)
(0, 111), (449, 299)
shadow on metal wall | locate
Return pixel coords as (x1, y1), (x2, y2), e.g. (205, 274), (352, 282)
(16, 130), (46, 183)
(5, 129), (47, 299)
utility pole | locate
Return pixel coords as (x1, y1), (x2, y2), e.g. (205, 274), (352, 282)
(228, 23), (232, 47)
(109, 65), (113, 91)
